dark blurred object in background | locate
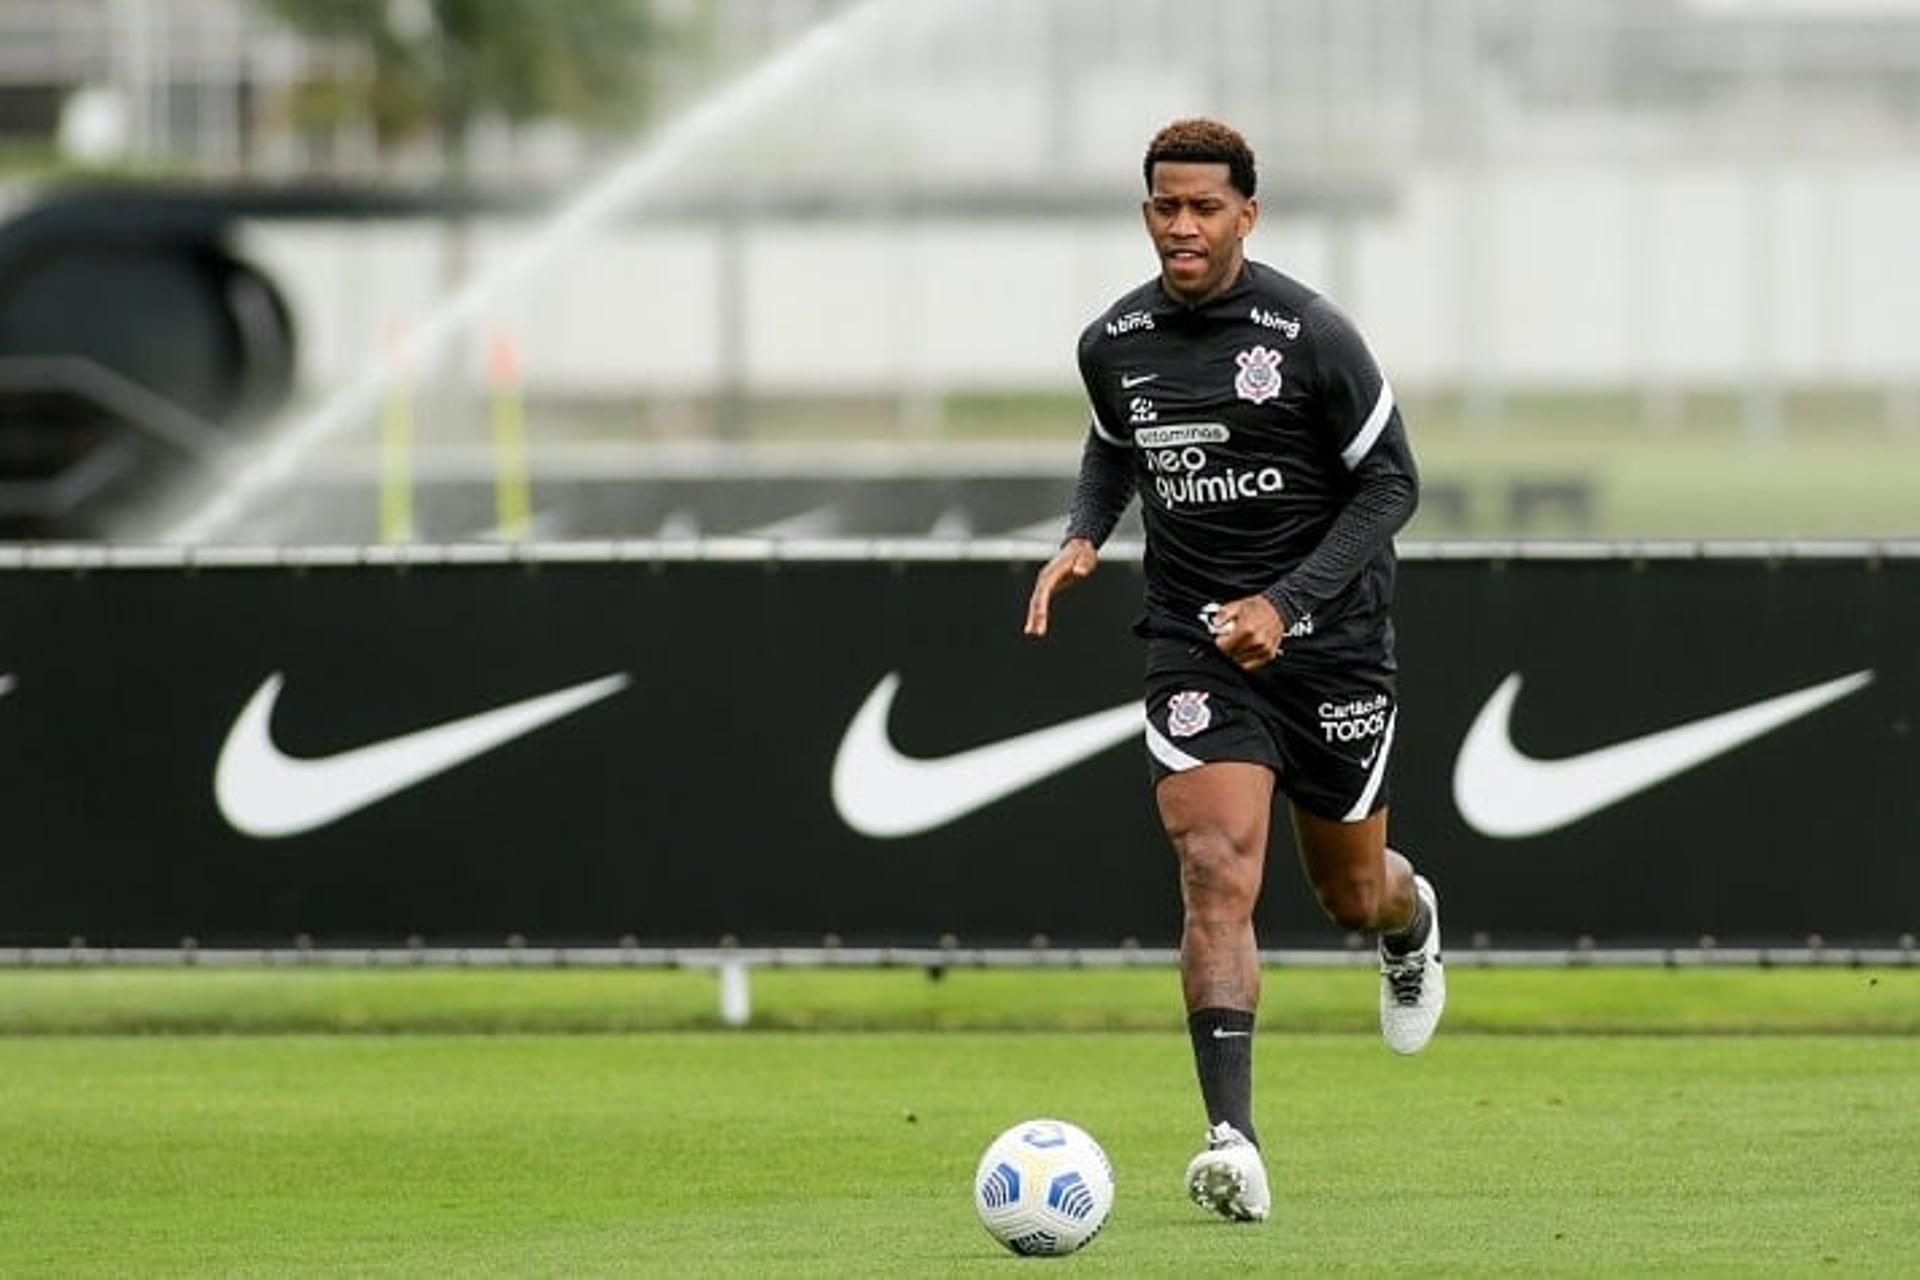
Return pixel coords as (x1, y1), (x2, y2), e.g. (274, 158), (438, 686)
(0, 187), (297, 538)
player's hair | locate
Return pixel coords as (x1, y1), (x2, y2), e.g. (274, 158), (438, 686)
(1143, 118), (1257, 198)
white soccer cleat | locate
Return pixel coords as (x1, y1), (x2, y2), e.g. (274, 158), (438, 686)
(1380, 873), (1447, 1055)
(1184, 1122), (1271, 1223)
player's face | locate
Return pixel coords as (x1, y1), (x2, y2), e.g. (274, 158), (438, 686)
(1143, 162), (1257, 304)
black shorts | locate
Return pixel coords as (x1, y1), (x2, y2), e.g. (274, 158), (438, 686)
(1143, 638), (1397, 822)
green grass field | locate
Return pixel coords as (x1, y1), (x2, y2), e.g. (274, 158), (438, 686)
(796, 389), (1920, 538)
(3, 968), (1917, 1275)
(0, 965), (1915, 1035)
(422, 386), (1920, 538)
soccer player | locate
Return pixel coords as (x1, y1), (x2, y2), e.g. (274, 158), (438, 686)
(1023, 118), (1444, 1223)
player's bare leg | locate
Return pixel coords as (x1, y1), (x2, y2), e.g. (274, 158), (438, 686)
(1292, 806), (1446, 1054)
(1290, 807), (1412, 932)
(1156, 761), (1273, 1222)
(1160, 762), (1271, 1014)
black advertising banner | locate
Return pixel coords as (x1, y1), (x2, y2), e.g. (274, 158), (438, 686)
(0, 549), (1913, 947)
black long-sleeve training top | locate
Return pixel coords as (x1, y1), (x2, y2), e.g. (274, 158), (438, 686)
(1066, 260), (1419, 665)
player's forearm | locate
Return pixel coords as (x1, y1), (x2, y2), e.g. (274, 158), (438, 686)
(1063, 429), (1137, 548)
(1261, 429), (1418, 626)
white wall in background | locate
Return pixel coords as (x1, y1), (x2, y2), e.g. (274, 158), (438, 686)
(242, 161), (1920, 399)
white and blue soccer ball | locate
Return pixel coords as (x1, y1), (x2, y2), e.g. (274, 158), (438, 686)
(973, 1118), (1115, 1256)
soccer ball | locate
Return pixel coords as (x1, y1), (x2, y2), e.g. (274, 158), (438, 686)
(973, 1118), (1115, 1256)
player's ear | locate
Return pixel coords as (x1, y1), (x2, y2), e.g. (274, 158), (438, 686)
(1239, 195), (1259, 238)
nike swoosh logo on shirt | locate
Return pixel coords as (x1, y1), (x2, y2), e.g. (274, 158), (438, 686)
(0, 673), (13, 698)
(831, 673), (1141, 838)
(216, 671), (631, 838)
(1120, 373), (1159, 388)
(1452, 669), (1874, 838)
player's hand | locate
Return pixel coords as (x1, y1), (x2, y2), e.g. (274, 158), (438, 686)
(1024, 538), (1100, 638)
(1210, 594), (1286, 671)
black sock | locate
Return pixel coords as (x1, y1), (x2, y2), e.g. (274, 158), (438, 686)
(1187, 1007), (1259, 1148)
(1382, 886), (1431, 956)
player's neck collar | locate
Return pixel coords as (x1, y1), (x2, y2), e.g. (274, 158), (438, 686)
(1156, 260), (1254, 312)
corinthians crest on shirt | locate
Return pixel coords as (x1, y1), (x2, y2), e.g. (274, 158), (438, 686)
(1234, 345), (1284, 405)
(1166, 690), (1212, 739)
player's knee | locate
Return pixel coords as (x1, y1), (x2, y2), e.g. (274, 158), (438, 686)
(1173, 838), (1261, 925)
(1313, 875), (1382, 931)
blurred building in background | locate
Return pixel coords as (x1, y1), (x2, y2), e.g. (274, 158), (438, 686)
(0, 0), (1916, 541)
(0, 0), (295, 176)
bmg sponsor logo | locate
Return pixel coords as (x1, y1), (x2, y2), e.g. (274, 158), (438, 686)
(1249, 307), (1302, 339)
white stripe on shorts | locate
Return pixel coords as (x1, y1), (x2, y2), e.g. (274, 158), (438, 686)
(1340, 708), (1397, 822)
(1145, 722), (1204, 773)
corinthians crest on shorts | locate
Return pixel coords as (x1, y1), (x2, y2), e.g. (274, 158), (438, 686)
(1166, 690), (1212, 738)
(1234, 345), (1284, 405)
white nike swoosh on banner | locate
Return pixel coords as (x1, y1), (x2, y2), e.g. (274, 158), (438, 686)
(216, 671), (631, 838)
(832, 673), (1141, 838)
(1452, 669), (1874, 838)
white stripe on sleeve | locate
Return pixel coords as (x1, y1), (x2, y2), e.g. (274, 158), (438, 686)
(1339, 378), (1395, 470)
(1089, 412), (1129, 448)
